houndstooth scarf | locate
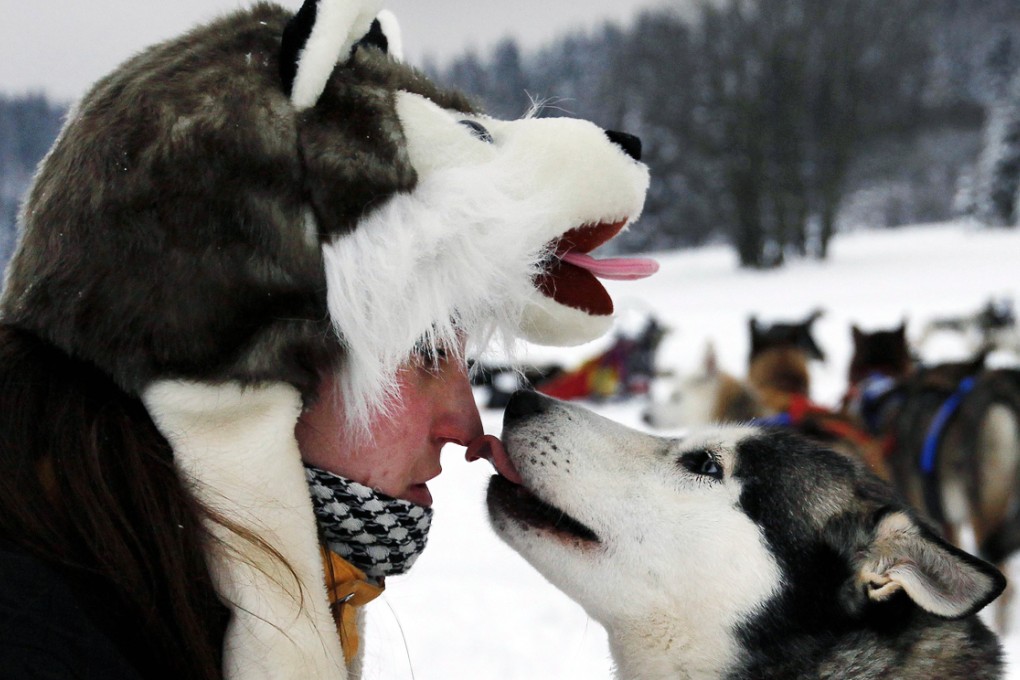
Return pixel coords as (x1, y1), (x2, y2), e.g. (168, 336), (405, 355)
(305, 464), (433, 583)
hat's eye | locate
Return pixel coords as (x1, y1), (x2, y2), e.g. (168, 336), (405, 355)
(459, 119), (494, 143)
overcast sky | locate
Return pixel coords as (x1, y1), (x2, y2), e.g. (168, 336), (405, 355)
(2, 0), (671, 102)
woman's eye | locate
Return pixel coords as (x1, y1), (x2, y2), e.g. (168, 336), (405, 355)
(459, 119), (494, 143)
(680, 449), (723, 480)
(412, 342), (449, 368)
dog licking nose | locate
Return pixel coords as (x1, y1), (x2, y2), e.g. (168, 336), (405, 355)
(465, 434), (523, 485)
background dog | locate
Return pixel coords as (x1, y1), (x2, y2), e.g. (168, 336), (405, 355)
(486, 391), (1006, 679)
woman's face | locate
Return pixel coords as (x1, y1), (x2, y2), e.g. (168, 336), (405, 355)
(296, 348), (484, 507)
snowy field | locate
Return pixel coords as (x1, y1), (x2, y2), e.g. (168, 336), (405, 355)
(362, 221), (1020, 679)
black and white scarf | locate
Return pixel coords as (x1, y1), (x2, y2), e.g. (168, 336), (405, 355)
(305, 464), (433, 582)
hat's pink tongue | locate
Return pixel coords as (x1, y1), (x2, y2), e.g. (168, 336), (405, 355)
(560, 251), (659, 281)
(465, 435), (523, 485)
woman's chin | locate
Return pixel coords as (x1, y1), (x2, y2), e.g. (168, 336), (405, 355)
(403, 484), (433, 508)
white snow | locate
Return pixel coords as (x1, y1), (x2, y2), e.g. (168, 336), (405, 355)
(361, 221), (1020, 679)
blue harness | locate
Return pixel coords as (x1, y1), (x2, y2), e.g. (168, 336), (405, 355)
(856, 373), (899, 433)
(919, 376), (976, 475)
(752, 412), (793, 427)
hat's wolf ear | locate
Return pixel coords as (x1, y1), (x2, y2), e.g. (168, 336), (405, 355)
(357, 10), (403, 61)
(279, 0), (385, 110)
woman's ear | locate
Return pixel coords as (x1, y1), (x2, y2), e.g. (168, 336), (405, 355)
(279, 0), (384, 110)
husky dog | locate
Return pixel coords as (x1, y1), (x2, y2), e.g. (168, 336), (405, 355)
(644, 309), (827, 431)
(917, 298), (1020, 358)
(747, 309), (825, 414)
(643, 342), (763, 429)
(884, 358), (1020, 631)
(749, 308), (827, 362)
(485, 391), (1006, 679)
(846, 328), (1020, 574)
(847, 321), (915, 388)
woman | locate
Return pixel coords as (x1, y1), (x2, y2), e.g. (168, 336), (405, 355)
(0, 0), (650, 677)
(0, 328), (489, 678)
(297, 343), (496, 670)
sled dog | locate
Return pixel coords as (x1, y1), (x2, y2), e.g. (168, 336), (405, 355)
(485, 391), (1006, 679)
(846, 325), (1020, 630)
(917, 298), (1020, 358)
(643, 342), (763, 429)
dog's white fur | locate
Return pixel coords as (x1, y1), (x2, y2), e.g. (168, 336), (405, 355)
(492, 411), (780, 679)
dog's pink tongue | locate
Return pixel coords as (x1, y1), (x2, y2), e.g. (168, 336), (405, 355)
(465, 435), (524, 485)
(560, 251), (659, 281)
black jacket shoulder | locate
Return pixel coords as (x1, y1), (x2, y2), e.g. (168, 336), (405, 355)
(0, 542), (145, 680)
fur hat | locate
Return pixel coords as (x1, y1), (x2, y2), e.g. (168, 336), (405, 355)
(0, 1), (652, 677)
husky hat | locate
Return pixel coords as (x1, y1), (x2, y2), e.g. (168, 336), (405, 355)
(0, 0), (652, 677)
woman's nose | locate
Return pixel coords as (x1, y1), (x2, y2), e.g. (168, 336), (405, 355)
(437, 365), (484, 445)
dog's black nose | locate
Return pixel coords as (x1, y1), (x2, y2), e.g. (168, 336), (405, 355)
(605, 130), (642, 162)
(504, 389), (551, 424)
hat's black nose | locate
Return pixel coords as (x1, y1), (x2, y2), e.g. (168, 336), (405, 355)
(503, 389), (552, 425)
(605, 130), (642, 162)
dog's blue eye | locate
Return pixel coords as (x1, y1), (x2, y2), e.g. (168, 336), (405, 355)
(680, 450), (723, 480)
(459, 119), (494, 143)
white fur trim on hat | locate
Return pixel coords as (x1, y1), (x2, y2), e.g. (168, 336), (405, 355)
(143, 380), (347, 680)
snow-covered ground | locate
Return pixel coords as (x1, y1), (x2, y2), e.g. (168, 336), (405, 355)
(361, 221), (1020, 679)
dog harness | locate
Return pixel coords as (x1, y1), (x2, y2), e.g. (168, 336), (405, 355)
(919, 376), (977, 475)
(849, 372), (902, 434)
(753, 394), (876, 448)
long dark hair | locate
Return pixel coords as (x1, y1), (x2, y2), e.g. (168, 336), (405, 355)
(0, 324), (227, 679)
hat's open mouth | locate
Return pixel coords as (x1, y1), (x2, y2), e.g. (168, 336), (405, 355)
(535, 220), (659, 316)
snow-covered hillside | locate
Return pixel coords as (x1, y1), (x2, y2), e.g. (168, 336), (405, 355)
(362, 222), (1020, 679)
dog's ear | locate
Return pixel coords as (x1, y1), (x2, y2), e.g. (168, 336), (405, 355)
(797, 310), (826, 362)
(748, 317), (762, 356)
(805, 335), (826, 362)
(851, 324), (864, 345)
(280, 0), (384, 110)
(966, 349), (989, 374)
(856, 511), (1005, 619)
